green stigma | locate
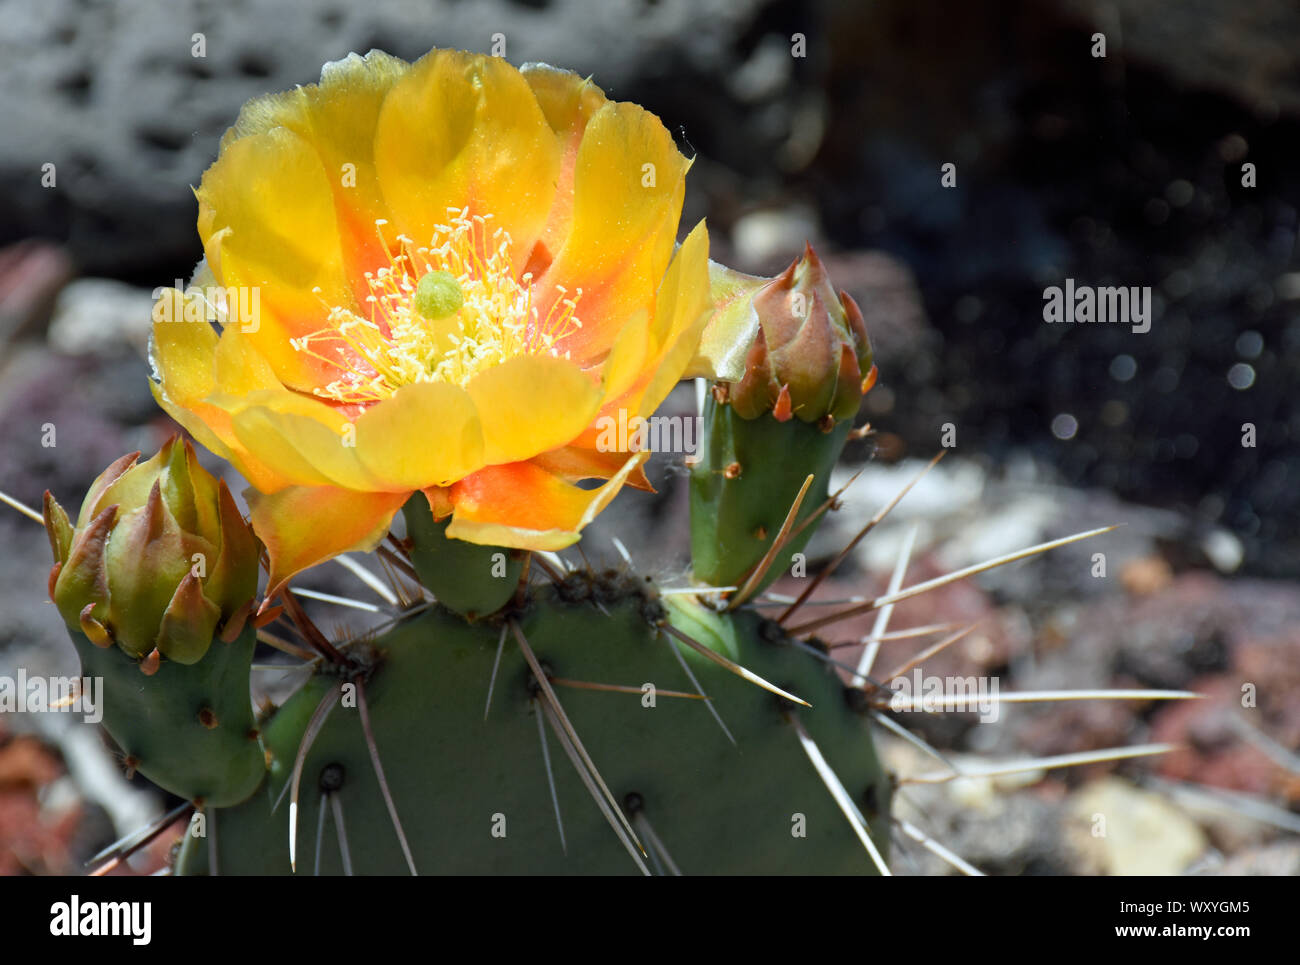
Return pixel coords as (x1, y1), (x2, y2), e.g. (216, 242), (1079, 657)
(414, 270), (464, 320)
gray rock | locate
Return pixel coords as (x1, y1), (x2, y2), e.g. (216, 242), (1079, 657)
(1056, 0), (1300, 117)
(0, 0), (768, 275)
(47, 278), (154, 355)
(1203, 839), (1300, 876)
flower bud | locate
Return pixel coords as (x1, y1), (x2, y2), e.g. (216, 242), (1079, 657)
(45, 436), (260, 668)
(726, 244), (876, 424)
(686, 245), (876, 592)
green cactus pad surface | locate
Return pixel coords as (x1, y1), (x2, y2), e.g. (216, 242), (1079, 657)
(73, 624), (265, 808)
(177, 581), (890, 874)
(403, 497), (525, 618)
(690, 395), (851, 592)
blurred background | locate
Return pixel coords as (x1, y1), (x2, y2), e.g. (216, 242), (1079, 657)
(0, 0), (1297, 875)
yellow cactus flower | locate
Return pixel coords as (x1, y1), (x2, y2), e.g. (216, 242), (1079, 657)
(149, 48), (711, 597)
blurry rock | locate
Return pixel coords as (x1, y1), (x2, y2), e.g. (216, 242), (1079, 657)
(807, 456), (985, 572)
(811, 452), (1176, 606)
(995, 571), (1300, 789)
(1204, 839), (1300, 876)
(1008, 694), (1137, 762)
(1067, 776), (1207, 875)
(728, 33), (793, 103)
(0, 345), (162, 501)
(1235, 633), (1300, 753)
(1201, 528), (1244, 574)
(0, 0), (770, 276)
(730, 205), (822, 271)
(0, 727), (81, 874)
(1120, 555), (1173, 597)
(1150, 681), (1284, 796)
(48, 278), (154, 355)
(0, 734), (61, 789)
(1149, 775), (1298, 856)
(0, 241), (73, 346)
(1056, 0), (1300, 117)
(883, 739), (1085, 875)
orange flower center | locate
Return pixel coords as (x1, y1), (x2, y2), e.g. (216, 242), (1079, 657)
(293, 208), (582, 404)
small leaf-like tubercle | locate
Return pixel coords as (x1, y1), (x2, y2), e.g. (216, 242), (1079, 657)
(206, 479), (261, 618)
(53, 504), (117, 629)
(157, 571), (222, 665)
(78, 602), (114, 649)
(139, 647), (162, 676)
(42, 491), (74, 565)
(77, 451), (140, 526)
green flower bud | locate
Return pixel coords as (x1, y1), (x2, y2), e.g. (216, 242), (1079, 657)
(722, 244), (876, 424)
(686, 245), (877, 591)
(45, 436), (260, 669)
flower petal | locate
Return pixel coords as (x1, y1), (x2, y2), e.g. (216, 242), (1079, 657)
(420, 485), (455, 521)
(633, 220), (713, 417)
(464, 355), (601, 466)
(248, 485), (408, 600)
(150, 290), (218, 403)
(354, 380), (485, 489)
(530, 445), (654, 492)
(229, 390), (376, 490)
(445, 452), (649, 550)
(212, 315), (286, 394)
(567, 220), (711, 438)
(520, 64), (609, 269)
(539, 100), (689, 364)
(374, 51), (560, 275)
(597, 311), (650, 407)
(149, 301), (298, 493)
(149, 291), (237, 462)
(197, 124), (356, 390)
(220, 51), (411, 297)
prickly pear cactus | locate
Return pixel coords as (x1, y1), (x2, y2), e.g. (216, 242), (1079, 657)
(175, 587), (892, 875)
(691, 248), (875, 592)
(44, 438), (265, 808)
(9, 44), (905, 877)
(17, 45), (1152, 877)
(20, 41), (1138, 879)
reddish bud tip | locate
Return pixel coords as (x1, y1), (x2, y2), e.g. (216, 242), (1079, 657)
(725, 244), (875, 423)
(861, 363), (879, 395)
(253, 603), (283, 627)
(773, 384), (794, 422)
(139, 648), (161, 676)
